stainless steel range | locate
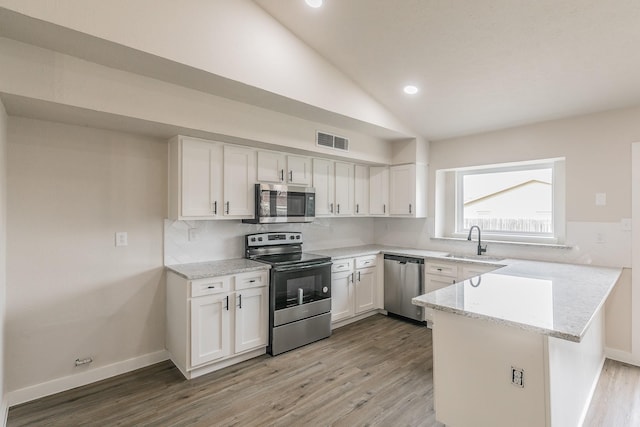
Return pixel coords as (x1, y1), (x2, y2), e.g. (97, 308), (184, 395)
(245, 232), (332, 355)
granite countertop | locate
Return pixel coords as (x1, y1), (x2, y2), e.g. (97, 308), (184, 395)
(412, 259), (622, 342)
(310, 245), (451, 260)
(166, 258), (270, 280)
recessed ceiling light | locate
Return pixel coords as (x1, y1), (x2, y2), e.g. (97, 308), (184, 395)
(305, 0), (323, 8)
(403, 85), (419, 95)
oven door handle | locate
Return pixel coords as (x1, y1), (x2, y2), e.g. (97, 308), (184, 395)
(273, 261), (332, 272)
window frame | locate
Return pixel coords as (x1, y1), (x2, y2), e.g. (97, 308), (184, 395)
(441, 158), (566, 245)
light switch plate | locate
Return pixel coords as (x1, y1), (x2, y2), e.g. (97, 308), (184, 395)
(115, 231), (128, 247)
(595, 193), (607, 206)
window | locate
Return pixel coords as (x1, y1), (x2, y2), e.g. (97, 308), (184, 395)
(435, 158), (565, 244)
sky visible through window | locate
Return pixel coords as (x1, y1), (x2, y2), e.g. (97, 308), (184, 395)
(462, 168), (553, 234)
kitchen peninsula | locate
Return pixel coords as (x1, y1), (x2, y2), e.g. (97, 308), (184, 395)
(412, 260), (622, 427)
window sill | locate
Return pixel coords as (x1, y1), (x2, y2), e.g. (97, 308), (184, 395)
(430, 236), (572, 250)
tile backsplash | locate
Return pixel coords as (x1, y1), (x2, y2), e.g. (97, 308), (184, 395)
(164, 217), (376, 265)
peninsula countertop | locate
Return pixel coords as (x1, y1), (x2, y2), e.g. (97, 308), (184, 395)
(412, 259), (622, 342)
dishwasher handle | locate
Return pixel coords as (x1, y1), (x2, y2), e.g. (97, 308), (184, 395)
(383, 254), (425, 264)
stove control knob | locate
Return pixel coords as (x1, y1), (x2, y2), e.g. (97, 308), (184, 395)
(296, 235), (301, 239)
(322, 286), (329, 293)
(290, 235), (295, 240)
(251, 237), (256, 242)
(258, 237), (263, 241)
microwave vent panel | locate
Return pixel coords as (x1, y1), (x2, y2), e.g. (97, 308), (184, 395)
(316, 131), (349, 152)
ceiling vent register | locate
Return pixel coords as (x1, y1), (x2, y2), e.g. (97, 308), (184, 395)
(316, 131), (349, 152)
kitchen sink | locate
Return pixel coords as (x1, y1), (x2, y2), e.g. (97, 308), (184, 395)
(444, 253), (506, 263)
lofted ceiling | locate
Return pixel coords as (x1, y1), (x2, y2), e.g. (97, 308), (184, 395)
(255, 0), (640, 140)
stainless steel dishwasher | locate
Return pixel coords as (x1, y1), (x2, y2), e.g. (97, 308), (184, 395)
(384, 254), (424, 322)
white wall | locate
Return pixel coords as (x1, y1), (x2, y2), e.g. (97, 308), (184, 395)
(5, 117), (167, 402)
(0, 37), (392, 165)
(0, 0), (413, 137)
(165, 218), (375, 265)
(0, 98), (8, 422)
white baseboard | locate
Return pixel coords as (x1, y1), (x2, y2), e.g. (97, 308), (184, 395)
(577, 355), (606, 427)
(7, 350), (169, 407)
(605, 347), (640, 367)
(1, 395), (8, 427)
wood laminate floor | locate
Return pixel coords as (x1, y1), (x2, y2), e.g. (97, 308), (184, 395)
(7, 315), (442, 427)
(8, 314), (640, 426)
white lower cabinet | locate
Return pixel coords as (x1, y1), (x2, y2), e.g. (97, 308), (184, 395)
(166, 270), (268, 379)
(190, 293), (231, 366)
(331, 255), (382, 326)
(424, 260), (499, 324)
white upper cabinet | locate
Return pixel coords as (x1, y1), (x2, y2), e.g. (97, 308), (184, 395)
(257, 151), (286, 183)
(257, 151), (311, 186)
(334, 161), (355, 216)
(223, 145), (256, 218)
(312, 158), (335, 216)
(369, 166), (389, 216)
(354, 164), (370, 216)
(389, 163), (426, 217)
(169, 136), (223, 220)
(287, 154), (312, 186)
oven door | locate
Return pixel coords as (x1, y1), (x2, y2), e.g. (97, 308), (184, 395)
(272, 262), (331, 327)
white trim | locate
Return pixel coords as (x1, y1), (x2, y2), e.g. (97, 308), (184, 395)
(7, 350), (169, 407)
(606, 347), (640, 367)
(1, 396), (8, 427)
(577, 355), (606, 427)
(632, 142), (640, 358)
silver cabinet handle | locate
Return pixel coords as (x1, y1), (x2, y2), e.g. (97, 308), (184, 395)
(330, 203), (334, 213)
(213, 201), (217, 215)
(337, 204), (340, 214)
(238, 294), (242, 309)
(383, 204), (386, 214)
(356, 204), (359, 214)
(409, 204), (412, 214)
(358, 271), (361, 281)
(280, 169), (284, 182)
(225, 295), (229, 311)
(289, 170), (293, 181)
(225, 201), (230, 214)
(351, 272), (355, 283)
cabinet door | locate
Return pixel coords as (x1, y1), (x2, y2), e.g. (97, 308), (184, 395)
(312, 158), (335, 216)
(190, 294), (231, 367)
(181, 138), (223, 218)
(287, 155), (312, 185)
(331, 270), (354, 322)
(354, 165), (370, 216)
(369, 166), (389, 216)
(389, 164), (416, 216)
(223, 145), (256, 217)
(257, 151), (286, 183)
(235, 287), (268, 353)
(334, 161), (355, 216)
(355, 267), (376, 314)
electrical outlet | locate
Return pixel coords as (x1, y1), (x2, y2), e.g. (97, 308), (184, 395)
(188, 228), (198, 241)
(596, 232), (606, 244)
(511, 366), (524, 388)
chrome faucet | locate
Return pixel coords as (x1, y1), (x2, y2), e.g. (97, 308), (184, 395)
(467, 225), (487, 256)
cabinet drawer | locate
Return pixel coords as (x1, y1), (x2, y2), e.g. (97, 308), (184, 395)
(332, 258), (354, 273)
(235, 270), (269, 290)
(191, 276), (232, 297)
(426, 262), (458, 278)
(355, 255), (377, 269)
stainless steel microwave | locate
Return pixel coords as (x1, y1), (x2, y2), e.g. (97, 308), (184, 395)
(243, 184), (316, 224)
